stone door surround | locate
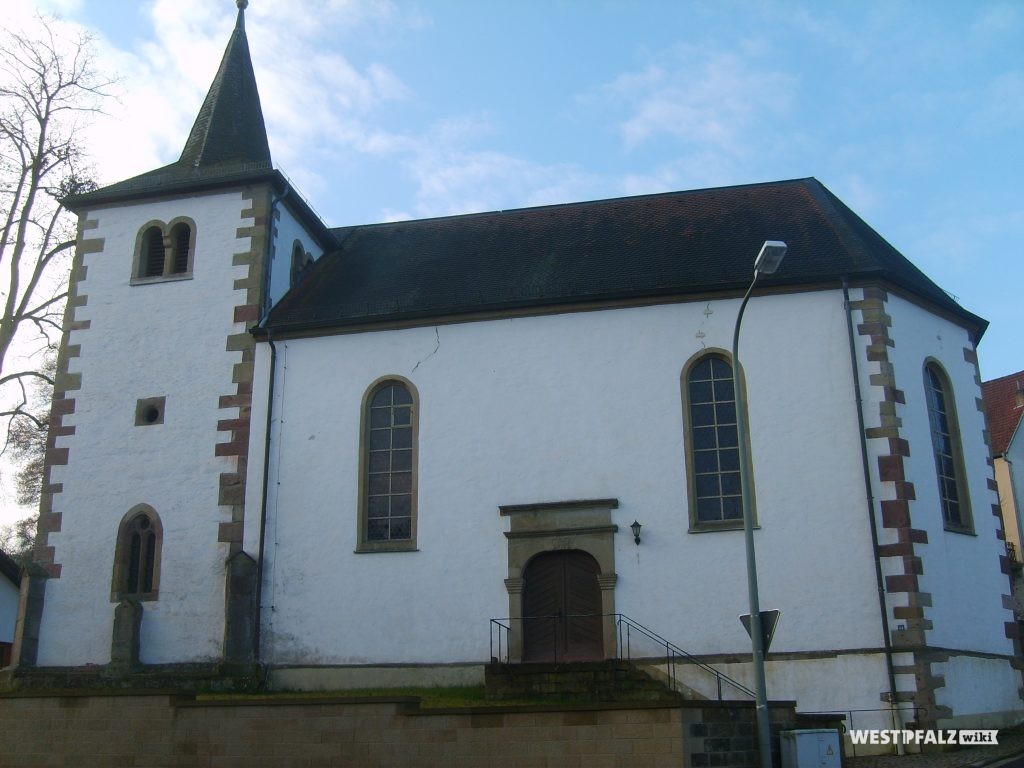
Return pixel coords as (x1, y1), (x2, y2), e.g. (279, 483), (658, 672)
(500, 498), (619, 663)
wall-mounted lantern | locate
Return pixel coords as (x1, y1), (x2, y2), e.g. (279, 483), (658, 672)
(630, 520), (642, 545)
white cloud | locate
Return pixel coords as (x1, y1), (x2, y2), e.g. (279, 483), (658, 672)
(968, 71), (1024, 134)
(834, 174), (878, 214)
(592, 44), (797, 161)
(53, 0), (420, 193)
(397, 130), (599, 220)
(969, 3), (1020, 40)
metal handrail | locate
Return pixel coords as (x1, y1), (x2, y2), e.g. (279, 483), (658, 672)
(487, 612), (755, 700)
(615, 614), (755, 700)
(489, 619), (511, 663)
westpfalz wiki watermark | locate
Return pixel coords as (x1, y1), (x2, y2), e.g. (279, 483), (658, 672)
(848, 730), (999, 746)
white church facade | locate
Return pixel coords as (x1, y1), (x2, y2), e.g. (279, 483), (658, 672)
(8, 1), (1021, 735)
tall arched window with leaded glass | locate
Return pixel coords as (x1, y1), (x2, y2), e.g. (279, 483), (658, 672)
(358, 378), (419, 551)
(924, 362), (972, 533)
(683, 353), (752, 531)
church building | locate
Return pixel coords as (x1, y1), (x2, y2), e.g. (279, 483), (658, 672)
(9, 0), (1020, 735)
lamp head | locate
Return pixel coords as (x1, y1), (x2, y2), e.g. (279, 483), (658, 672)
(754, 240), (787, 275)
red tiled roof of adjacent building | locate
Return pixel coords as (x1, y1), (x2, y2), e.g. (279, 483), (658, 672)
(982, 370), (1024, 456)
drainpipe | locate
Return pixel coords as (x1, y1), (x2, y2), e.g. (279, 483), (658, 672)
(842, 278), (902, 741)
(252, 183), (287, 664)
(253, 333), (277, 663)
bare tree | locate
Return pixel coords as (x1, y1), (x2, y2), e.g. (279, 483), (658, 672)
(7, 352), (55, 509)
(0, 16), (110, 443)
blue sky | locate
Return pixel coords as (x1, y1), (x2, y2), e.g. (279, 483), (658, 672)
(1, 0), (1020, 525)
(14, 0), (1024, 382)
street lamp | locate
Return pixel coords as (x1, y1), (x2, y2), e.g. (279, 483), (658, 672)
(733, 240), (787, 768)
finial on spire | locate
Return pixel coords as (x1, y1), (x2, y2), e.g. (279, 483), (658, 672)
(236, 0), (248, 30)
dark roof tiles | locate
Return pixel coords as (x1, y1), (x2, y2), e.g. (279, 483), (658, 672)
(266, 178), (984, 335)
(64, 5), (270, 210)
(177, 11), (270, 169)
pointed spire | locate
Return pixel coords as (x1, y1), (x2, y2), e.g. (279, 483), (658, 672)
(178, 0), (270, 169)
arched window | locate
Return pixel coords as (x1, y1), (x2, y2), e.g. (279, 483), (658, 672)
(290, 241), (312, 287)
(170, 222), (192, 274)
(132, 219), (195, 282)
(924, 363), (972, 532)
(358, 378), (418, 552)
(140, 226), (165, 278)
(111, 505), (163, 601)
(683, 353), (749, 530)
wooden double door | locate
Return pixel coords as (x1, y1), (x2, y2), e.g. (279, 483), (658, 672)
(522, 550), (603, 662)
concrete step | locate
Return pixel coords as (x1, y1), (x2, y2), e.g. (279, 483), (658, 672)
(484, 660), (686, 703)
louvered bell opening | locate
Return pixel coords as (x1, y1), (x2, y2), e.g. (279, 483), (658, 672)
(171, 224), (191, 274)
(143, 227), (165, 277)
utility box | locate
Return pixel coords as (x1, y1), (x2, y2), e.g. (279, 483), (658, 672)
(781, 729), (842, 768)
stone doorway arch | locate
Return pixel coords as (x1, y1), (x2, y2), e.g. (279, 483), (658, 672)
(499, 498), (619, 663)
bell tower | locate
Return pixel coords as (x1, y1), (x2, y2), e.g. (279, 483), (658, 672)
(14, 0), (327, 677)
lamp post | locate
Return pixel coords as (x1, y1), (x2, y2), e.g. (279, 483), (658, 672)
(733, 240), (787, 768)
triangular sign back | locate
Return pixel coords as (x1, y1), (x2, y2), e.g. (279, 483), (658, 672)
(739, 609), (781, 653)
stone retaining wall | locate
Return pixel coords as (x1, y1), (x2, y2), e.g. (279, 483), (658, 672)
(0, 691), (686, 768)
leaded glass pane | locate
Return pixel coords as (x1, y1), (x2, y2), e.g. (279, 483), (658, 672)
(688, 355), (744, 524)
(694, 450), (718, 473)
(689, 380), (713, 404)
(722, 496), (742, 520)
(363, 382), (416, 542)
(721, 472), (741, 495)
(696, 497), (721, 522)
(368, 497), (389, 518)
(369, 429), (390, 450)
(392, 472), (412, 494)
(392, 449), (412, 471)
(717, 425), (738, 448)
(715, 401), (736, 425)
(369, 451), (389, 473)
(392, 427), (412, 449)
(695, 474), (719, 496)
(924, 365), (966, 529)
(367, 519), (389, 541)
(720, 448), (740, 471)
(691, 359), (713, 380)
(691, 403), (715, 426)
(391, 495), (411, 516)
(713, 379), (734, 402)
(694, 427), (716, 449)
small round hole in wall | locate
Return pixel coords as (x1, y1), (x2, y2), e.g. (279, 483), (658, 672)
(143, 405), (160, 424)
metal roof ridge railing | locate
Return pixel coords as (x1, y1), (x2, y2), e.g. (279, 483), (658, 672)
(274, 164), (330, 231)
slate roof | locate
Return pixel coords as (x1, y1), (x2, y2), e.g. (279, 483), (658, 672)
(263, 177), (985, 337)
(982, 370), (1024, 456)
(63, 3), (273, 211)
